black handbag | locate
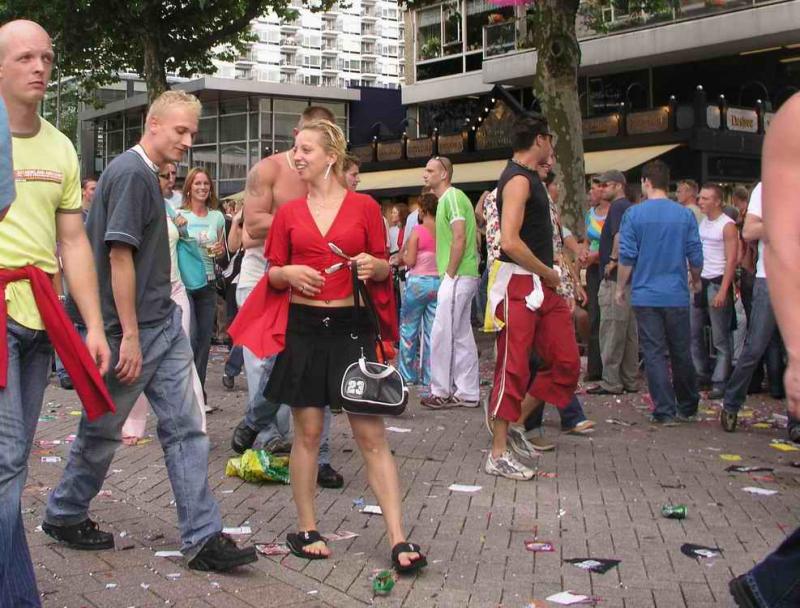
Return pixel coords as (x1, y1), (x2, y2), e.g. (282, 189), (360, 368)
(340, 261), (408, 417)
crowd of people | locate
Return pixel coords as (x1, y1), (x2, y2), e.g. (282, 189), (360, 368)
(0, 17), (798, 608)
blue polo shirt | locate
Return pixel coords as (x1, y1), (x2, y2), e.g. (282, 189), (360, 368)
(618, 197), (703, 307)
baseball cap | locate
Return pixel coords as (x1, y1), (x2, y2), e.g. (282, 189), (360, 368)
(597, 170), (626, 185)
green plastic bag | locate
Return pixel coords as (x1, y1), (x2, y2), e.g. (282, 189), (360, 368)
(225, 449), (290, 484)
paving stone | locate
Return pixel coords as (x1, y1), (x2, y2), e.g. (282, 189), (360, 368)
(26, 344), (800, 607)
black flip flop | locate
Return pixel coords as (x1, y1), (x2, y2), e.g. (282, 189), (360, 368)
(391, 542), (427, 574)
(286, 530), (328, 560)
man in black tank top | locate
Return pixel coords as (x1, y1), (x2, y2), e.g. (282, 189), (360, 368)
(484, 115), (581, 481)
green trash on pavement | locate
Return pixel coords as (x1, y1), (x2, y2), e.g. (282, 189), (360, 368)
(225, 449), (290, 484)
(372, 570), (395, 595)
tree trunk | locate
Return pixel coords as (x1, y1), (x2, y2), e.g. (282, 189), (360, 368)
(528, 0), (585, 235)
(142, 35), (168, 104)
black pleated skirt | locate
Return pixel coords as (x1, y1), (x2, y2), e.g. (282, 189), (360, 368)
(265, 304), (376, 412)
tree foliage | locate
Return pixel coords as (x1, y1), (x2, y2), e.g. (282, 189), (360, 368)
(0, 0), (318, 102)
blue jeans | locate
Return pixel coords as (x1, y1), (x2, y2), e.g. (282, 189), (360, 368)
(224, 345), (243, 378)
(524, 394), (587, 431)
(691, 282), (733, 390)
(45, 307), (222, 559)
(236, 285), (330, 463)
(0, 320), (53, 608)
(398, 274), (439, 386)
(635, 306), (698, 420)
(724, 279), (790, 419)
(188, 283), (217, 388)
(741, 526), (800, 607)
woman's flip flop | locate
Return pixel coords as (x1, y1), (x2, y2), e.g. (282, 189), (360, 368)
(286, 530), (329, 560)
(391, 542), (427, 574)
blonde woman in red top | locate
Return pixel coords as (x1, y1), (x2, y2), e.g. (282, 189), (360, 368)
(254, 120), (426, 573)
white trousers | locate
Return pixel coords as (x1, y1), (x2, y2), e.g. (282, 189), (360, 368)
(121, 281), (207, 438)
(429, 275), (480, 401)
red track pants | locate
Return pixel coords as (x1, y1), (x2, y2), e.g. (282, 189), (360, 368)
(488, 274), (580, 423)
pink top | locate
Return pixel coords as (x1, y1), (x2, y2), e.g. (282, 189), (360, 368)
(409, 225), (438, 276)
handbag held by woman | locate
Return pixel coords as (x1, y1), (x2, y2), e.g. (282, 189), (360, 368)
(340, 261), (408, 416)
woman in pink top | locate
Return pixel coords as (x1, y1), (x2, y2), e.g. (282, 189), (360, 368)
(399, 193), (440, 389)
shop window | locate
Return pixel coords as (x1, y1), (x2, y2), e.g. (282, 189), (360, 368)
(220, 114), (247, 143)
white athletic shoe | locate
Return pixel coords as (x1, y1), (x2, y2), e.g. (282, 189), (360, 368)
(484, 450), (535, 480)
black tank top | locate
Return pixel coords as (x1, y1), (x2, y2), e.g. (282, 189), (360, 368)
(496, 160), (554, 268)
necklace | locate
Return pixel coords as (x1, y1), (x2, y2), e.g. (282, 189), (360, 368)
(510, 157), (538, 174)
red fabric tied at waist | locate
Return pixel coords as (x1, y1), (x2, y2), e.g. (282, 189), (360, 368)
(0, 266), (115, 421)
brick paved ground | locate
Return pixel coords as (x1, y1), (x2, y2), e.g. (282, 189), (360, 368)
(25, 340), (800, 608)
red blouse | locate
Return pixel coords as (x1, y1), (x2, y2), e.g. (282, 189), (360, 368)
(267, 190), (388, 300)
(229, 191), (398, 359)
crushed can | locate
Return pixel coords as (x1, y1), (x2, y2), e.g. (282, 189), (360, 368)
(661, 504), (687, 519)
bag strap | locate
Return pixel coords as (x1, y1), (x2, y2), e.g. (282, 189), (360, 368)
(350, 261), (387, 360)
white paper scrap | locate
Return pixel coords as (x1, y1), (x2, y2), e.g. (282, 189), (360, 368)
(448, 484), (482, 493)
(385, 426), (412, 433)
(361, 505), (383, 515)
(222, 526), (252, 535)
(742, 486), (778, 496)
(155, 550), (183, 558)
(41, 456), (61, 463)
(546, 591), (590, 605)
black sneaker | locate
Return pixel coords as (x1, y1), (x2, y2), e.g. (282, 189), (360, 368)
(59, 376), (74, 390)
(188, 533), (258, 572)
(42, 518), (114, 550)
(789, 425), (800, 445)
(222, 374), (235, 390)
(231, 421), (258, 454)
(729, 574), (758, 608)
(317, 463), (344, 489)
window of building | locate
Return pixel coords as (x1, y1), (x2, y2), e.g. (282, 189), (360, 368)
(190, 145), (218, 180)
(417, 6), (442, 61)
(220, 114), (247, 143)
(195, 116), (217, 146)
(304, 74), (321, 86)
(466, 0), (511, 52)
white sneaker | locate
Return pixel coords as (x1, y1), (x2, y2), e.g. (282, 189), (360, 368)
(507, 424), (542, 460)
(485, 450), (535, 480)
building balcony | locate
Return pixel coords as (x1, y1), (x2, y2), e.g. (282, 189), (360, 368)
(280, 58), (299, 70)
(280, 36), (300, 47)
(322, 64), (339, 74)
(478, 0), (800, 87)
(362, 29), (379, 39)
(361, 72), (378, 80)
(322, 46), (339, 55)
(322, 29), (339, 38)
(280, 22), (300, 31)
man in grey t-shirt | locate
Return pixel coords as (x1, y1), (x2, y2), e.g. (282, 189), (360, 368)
(44, 91), (257, 573)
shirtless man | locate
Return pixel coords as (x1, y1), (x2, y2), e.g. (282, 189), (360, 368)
(230, 105), (344, 488)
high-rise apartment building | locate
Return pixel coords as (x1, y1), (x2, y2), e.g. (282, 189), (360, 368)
(213, 0), (405, 89)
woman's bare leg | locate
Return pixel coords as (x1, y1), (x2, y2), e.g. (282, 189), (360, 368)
(290, 407), (329, 557)
(348, 413), (420, 567)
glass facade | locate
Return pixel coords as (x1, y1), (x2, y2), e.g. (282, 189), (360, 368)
(91, 94), (348, 197)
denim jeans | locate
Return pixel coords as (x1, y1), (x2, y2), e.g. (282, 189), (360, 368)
(524, 394), (587, 432)
(690, 282), (733, 390)
(236, 284), (330, 463)
(224, 345), (243, 378)
(724, 278), (787, 413)
(585, 264), (603, 379)
(45, 307), (222, 559)
(188, 283), (217, 388)
(741, 526), (800, 607)
(634, 306), (698, 420)
(0, 320), (53, 608)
